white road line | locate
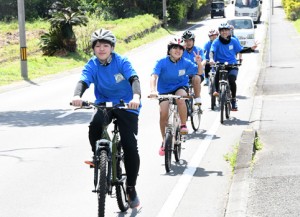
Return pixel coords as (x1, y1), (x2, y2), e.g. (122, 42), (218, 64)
(55, 110), (75, 118)
(157, 117), (220, 217)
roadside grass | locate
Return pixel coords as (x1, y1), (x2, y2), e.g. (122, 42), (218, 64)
(0, 15), (174, 86)
(224, 143), (239, 173)
(250, 136), (263, 170)
(224, 135), (264, 173)
(294, 19), (300, 33)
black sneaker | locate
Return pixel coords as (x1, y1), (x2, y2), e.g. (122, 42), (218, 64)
(126, 186), (140, 208)
(231, 99), (238, 111)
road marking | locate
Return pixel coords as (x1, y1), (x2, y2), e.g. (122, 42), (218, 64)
(157, 117), (220, 217)
(55, 110), (75, 118)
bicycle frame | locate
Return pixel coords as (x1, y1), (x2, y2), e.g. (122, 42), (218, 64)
(166, 98), (180, 136)
(94, 118), (121, 193)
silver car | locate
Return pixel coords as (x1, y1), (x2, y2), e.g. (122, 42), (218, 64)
(227, 16), (257, 48)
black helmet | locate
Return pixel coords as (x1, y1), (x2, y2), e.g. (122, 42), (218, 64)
(182, 30), (195, 40)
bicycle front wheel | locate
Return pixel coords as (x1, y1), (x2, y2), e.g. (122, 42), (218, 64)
(174, 125), (181, 162)
(116, 144), (129, 212)
(210, 77), (216, 110)
(220, 85), (226, 124)
(98, 150), (108, 217)
(164, 131), (173, 173)
(225, 86), (231, 119)
(191, 104), (201, 131)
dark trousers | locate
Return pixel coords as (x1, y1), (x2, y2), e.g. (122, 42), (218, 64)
(214, 68), (238, 98)
(89, 108), (140, 187)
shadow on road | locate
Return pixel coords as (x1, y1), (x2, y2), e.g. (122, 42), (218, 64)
(0, 146), (64, 162)
(163, 159), (223, 177)
(0, 109), (92, 127)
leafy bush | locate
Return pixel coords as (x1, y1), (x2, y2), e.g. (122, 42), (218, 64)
(282, 0), (300, 20)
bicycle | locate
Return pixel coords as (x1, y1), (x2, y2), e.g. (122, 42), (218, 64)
(151, 95), (189, 173)
(71, 100), (129, 217)
(216, 62), (240, 124)
(208, 65), (217, 110)
(186, 77), (202, 131)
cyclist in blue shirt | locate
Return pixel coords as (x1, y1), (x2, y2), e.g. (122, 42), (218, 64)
(203, 29), (219, 85)
(209, 23), (243, 111)
(150, 37), (203, 156)
(71, 28), (140, 208)
(182, 30), (205, 104)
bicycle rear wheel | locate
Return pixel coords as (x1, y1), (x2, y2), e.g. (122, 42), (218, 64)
(185, 98), (192, 121)
(173, 125), (181, 162)
(97, 150), (108, 217)
(191, 104), (201, 131)
(220, 85), (226, 124)
(115, 144), (129, 212)
(164, 131), (173, 173)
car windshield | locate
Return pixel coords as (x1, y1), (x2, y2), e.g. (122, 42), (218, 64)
(212, 3), (224, 9)
(235, 0), (259, 7)
(228, 19), (253, 29)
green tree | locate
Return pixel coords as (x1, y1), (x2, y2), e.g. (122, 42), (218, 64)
(40, 2), (88, 55)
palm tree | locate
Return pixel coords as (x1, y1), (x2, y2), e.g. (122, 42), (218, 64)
(49, 6), (88, 52)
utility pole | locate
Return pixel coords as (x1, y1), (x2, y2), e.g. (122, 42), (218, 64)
(17, 0), (28, 79)
(162, 0), (167, 27)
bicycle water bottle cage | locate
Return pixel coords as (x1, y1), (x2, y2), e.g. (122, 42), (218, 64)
(96, 139), (112, 152)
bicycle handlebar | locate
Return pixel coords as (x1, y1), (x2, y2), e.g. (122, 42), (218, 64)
(70, 100), (129, 110)
(148, 94), (192, 100)
(213, 62), (241, 68)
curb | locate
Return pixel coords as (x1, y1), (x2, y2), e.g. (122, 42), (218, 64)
(225, 128), (256, 217)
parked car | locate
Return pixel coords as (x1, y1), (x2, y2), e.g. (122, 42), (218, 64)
(211, 1), (225, 19)
(227, 16), (257, 48)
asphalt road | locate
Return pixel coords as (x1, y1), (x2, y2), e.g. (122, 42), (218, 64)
(0, 3), (268, 217)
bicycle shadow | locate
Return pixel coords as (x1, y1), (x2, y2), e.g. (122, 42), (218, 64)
(222, 117), (250, 126)
(184, 129), (221, 141)
(116, 206), (142, 216)
(164, 159), (223, 177)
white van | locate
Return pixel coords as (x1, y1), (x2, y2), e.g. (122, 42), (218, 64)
(233, 0), (262, 23)
(227, 16), (257, 48)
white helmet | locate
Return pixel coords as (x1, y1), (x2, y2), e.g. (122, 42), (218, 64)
(169, 36), (185, 47)
(167, 36), (185, 55)
(91, 28), (116, 47)
(208, 29), (219, 36)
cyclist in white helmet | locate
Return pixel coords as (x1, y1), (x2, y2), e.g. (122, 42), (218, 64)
(150, 36), (203, 156)
(181, 30), (205, 104)
(203, 29), (219, 85)
(71, 28), (141, 208)
(209, 23), (243, 111)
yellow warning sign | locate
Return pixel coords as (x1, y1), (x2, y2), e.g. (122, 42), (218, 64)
(20, 47), (27, 61)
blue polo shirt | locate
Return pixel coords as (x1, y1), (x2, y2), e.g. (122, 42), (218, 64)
(210, 37), (243, 64)
(203, 40), (213, 60)
(80, 52), (141, 114)
(182, 45), (205, 63)
(152, 56), (198, 94)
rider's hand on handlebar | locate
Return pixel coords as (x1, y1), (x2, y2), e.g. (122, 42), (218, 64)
(128, 94), (140, 110)
(149, 90), (158, 98)
(209, 59), (215, 65)
(71, 95), (83, 107)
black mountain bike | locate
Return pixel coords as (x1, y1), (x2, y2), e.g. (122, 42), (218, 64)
(72, 101), (129, 217)
(216, 62), (240, 124)
(186, 78), (202, 131)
